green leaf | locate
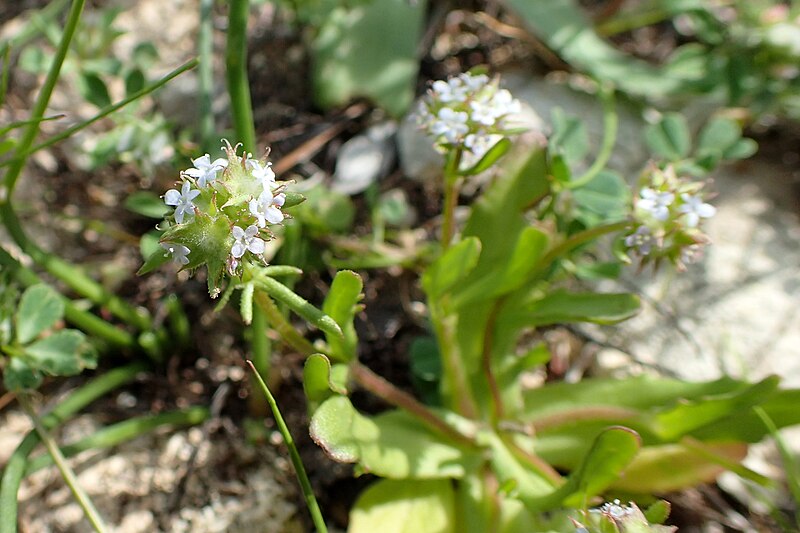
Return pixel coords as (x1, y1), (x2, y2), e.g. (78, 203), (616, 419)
(311, 0), (426, 117)
(460, 144), (550, 289)
(240, 282), (254, 325)
(3, 357), (43, 391)
(452, 227), (549, 307)
(24, 330), (98, 377)
(722, 138), (757, 160)
(484, 432), (559, 506)
(295, 185), (354, 234)
(504, 0), (698, 98)
(651, 376), (780, 441)
(124, 191), (169, 218)
(696, 117), (741, 157)
(643, 500), (672, 525)
(645, 113), (691, 160)
(349, 479), (455, 533)
(422, 237), (481, 299)
(572, 170), (630, 225)
(322, 270), (363, 362)
(137, 245), (172, 275)
(503, 290), (640, 328)
(550, 108), (589, 164)
(303, 353), (348, 406)
(76, 72), (112, 109)
(562, 426), (640, 507)
(310, 396), (478, 479)
(124, 68), (146, 97)
(611, 441), (747, 494)
(15, 285), (64, 344)
(692, 388), (800, 442)
(459, 138), (512, 176)
(409, 336), (442, 406)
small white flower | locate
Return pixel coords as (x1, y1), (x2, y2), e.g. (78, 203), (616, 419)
(164, 181), (201, 224)
(458, 72), (489, 91)
(431, 78), (468, 103)
(249, 190), (286, 227)
(247, 159), (276, 190)
(231, 225), (266, 258)
(469, 89), (520, 127)
(679, 193), (716, 228)
(183, 154), (227, 187)
(160, 242), (190, 265)
(624, 225), (655, 255)
(430, 107), (469, 144)
(637, 188), (674, 221)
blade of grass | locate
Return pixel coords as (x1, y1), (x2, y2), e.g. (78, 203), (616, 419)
(247, 360), (328, 533)
(24, 407), (210, 475)
(18, 394), (109, 533)
(1, 0), (85, 196)
(754, 406), (800, 527)
(0, 59), (198, 168)
(0, 362), (146, 533)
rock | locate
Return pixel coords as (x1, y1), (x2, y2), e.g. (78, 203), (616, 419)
(332, 121), (398, 195)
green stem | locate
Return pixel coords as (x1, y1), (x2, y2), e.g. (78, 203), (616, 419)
(24, 407), (209, 475)
(565, 85), (617, 190)
(247, 361), (328, 533)
(0, 44), (10, 108)
(253, 275), (342, 339)
(595, 6), (673, 37)
(0, 363), (147, 532)
(0, 60), (198, 169)
(440, 150), (463, 250)
(432, 310), (478, 418)
(253, 291), (316, 356)
(225, 0), (271, 410)
(18, 395), (109, 533)
(198, 0), (216, 150)
(226, 0), (256, 153)
(481, 299), (505, 424)
(2, 0), (85, 195)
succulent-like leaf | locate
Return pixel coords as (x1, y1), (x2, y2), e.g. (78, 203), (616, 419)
(349, 479), (455, 533)
(322, 270), (363, 362)
(15, 285), (64, 345)
(310, 396), (479, 479)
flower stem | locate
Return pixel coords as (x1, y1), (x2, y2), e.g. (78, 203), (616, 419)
(253, 290), (316, 356)
(18, 394), (110, 533)
(440, 149), (463, 250)
(566, 84), (617, 190)
(247, 361), (328, 533)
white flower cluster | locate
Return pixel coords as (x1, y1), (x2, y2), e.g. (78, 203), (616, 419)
(416, 72), (522, 163)
(159, 141), (288, 275)
(624, 166), (716, 270)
